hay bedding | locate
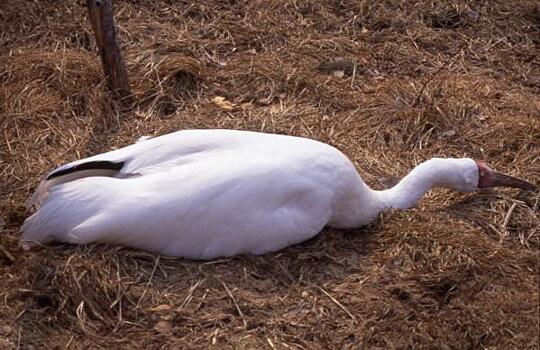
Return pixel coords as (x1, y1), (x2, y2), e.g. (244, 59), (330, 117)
(0, 0), (538, 348)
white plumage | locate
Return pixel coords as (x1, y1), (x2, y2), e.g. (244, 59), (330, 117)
(20, 129), (535, 260)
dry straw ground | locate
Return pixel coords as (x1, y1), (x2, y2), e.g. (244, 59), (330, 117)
(1, 0), (539, 349)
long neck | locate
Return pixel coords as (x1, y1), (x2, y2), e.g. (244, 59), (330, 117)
(371, 158), (477, 210)
(329, 158), (477, 229)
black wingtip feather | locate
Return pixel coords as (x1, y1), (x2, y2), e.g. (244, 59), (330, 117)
(46, 161), (125, 180)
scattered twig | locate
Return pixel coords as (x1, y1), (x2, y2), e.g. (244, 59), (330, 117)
(350, 61), (357, 88)
(266, 338), (277, 350)
(502, 202), (517, 229)
(220, 281), (247, 328)
(135, 255), (161, 309)
(311, 283), (356, 321)
(16, 327), (21, 350)
(179, 279), (205, 310)
(0, 243), (15, 263)
(413, 55), (456, 106)
(65, 335), (74, 349)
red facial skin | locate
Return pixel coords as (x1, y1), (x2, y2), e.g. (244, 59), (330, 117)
(476, 161), (493, 188)
(475, 160), (537, 191)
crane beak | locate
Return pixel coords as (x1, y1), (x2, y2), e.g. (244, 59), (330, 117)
(484, 171), (537, 191)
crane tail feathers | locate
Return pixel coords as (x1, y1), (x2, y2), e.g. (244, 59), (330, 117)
(21, 178), (114, 249)
(28, 161), (124, 211)
(20, 198), (66, 250)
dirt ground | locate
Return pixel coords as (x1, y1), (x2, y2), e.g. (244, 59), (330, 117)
(1, 0), (539, 349)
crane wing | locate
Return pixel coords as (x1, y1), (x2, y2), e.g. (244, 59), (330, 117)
(21, 151), (337, 259)
(27, 129), (259, 210)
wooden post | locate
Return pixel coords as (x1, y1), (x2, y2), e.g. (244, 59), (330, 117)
(86, 0), (131, 102)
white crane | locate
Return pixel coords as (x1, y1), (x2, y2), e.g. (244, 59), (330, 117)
(20, 129), (536, 260)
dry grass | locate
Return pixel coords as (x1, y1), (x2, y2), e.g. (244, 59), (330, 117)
(1, 0), (539, 349)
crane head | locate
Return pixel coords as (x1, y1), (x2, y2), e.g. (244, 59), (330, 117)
(476, 161), (537, 191)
